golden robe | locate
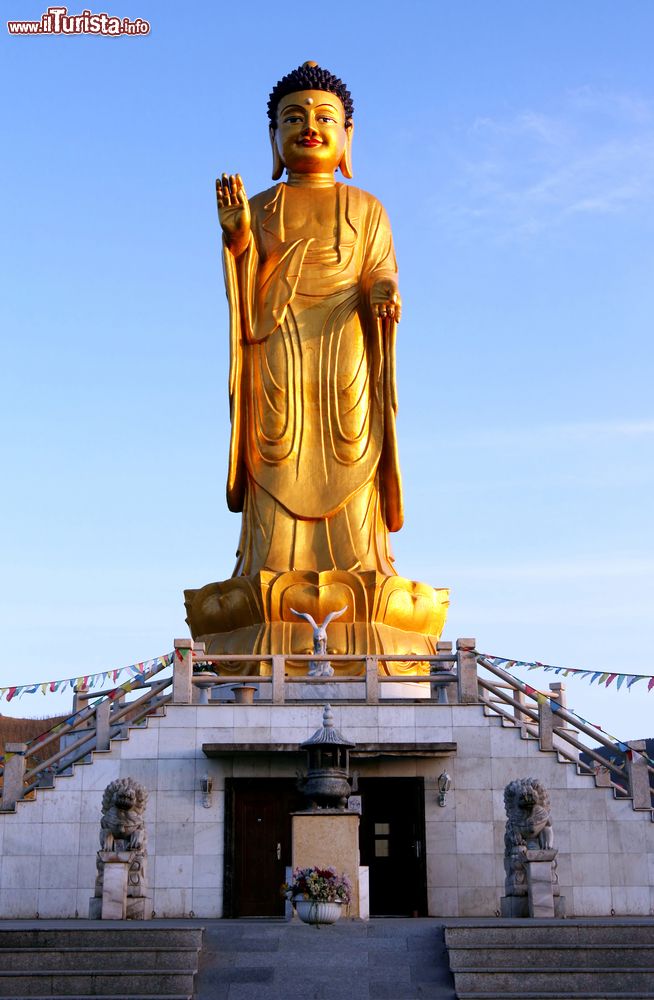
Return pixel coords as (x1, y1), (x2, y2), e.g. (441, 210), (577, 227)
(223, 182), (403, 577)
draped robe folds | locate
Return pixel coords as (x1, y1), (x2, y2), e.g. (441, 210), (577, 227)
(223, 182), (403, 577)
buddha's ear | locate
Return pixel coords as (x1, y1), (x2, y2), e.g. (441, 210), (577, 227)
(270, 127), (284, 180)
(338, 123), (354, 179)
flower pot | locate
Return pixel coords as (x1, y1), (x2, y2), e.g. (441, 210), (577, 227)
(294, 899), (343, 925)
(191, 672), (219, 705)
(233, 684), (257, 705)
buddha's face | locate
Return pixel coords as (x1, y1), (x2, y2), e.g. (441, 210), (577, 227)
(272, 89), (350, 174)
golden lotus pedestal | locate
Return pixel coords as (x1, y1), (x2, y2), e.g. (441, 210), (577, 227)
(184, 571), (449, 676)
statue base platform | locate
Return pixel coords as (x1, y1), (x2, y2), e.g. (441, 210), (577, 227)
(89, 851), (151, 920)
(292, 810), (363, 918)
(502, 848), (565, 918)
(500, 894), (567, 918)
(184, 570), (449, 674)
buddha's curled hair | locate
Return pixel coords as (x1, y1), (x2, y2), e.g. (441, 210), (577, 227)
(268, 62), (354, 128)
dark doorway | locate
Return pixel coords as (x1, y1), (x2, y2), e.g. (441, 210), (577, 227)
(225, 778), (304, 918)
(224, 775), (427, 918)
(358, 777), (427, 916)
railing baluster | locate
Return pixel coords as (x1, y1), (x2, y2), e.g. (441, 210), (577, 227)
(538, 698), (554, 751)
(1, 743), (27, 810)
(456, 638), (478, 704)
(173, 638), (193, 704)
(272, 655), (285, 705)
(95, 699), (111, 752)
(365, 656), (379, 703)
(513, 688), (527, 726)
(432, 641), (452, 703)
(627, 740), (652, 809)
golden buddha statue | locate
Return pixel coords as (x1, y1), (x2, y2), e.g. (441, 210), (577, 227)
(185, 63), (448, 669)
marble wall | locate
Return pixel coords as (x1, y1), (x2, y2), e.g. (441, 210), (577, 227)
(0, 700), (652, 918)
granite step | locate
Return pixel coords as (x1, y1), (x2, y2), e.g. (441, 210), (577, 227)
(445, 921), (654, 945)
(0, 928), (203, 948)
(448, 943), (654, 968)
(444, 920), (654, 999)
(453, 968), (654, 993)
(195, 918), (457, 1000)
(0, 926), (202, 998)
(0, 970), (195, 995)
(456, 994), (654, 999)
(0, 947), (199, 971)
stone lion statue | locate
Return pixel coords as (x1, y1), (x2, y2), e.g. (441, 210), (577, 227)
(504, 777), (554, 853)
(100, 777), (148, 852)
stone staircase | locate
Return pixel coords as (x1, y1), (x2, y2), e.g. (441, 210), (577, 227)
(477, 655), (654, 821)
(445, 920), (654, 999)
(0, 924), (203, 998)
(194, 918), (456, 1000)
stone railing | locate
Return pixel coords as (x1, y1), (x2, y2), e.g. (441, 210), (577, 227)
(0, 667), (173, 810)
(171, 637), (465, 706)
(476, 653), (654, 813)
(1, 637), (651, 814)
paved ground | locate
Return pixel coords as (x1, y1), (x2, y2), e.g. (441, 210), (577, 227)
(195, 918), (457, 1000)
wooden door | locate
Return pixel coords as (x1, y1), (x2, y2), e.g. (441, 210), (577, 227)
(358, 777), (427, 916)
(226, 778), (304, 918)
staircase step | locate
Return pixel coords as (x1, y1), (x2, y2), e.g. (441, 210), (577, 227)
(456, 994), (654, 999)
(448, 944), (654, 969)
(0, 929), (203, 949)
(445, 923), (654, 946)
(0, 970), (195, 996)
(454, 969), (654, 993)
(0, 947), (199, 972)
(195, 918), (456, 998)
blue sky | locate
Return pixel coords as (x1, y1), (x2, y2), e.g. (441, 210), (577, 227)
(1, 0), (653, 738)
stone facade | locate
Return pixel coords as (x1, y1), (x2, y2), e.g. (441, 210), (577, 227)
(0, 700), (652, 918)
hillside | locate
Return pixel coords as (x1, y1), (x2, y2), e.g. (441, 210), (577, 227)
(580, 738), (654, 793)
(0, 714), (66, 766)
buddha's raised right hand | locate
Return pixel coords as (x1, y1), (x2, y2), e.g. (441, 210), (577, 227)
(216, 173), (250, 257)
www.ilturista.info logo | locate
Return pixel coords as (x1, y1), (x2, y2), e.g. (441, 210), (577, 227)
(7, 6), (150, 35)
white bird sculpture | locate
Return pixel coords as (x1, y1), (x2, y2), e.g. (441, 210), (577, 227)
(290, 606), (348, 676)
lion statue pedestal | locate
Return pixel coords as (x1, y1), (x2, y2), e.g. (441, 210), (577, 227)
(500, 777), (566, 918)
(89, 777), (151, 920)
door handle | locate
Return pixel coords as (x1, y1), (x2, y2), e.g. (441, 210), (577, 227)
(414, 840), (422, 859)
(276, 842), (281, 861)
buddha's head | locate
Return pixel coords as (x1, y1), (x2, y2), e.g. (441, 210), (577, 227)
(268, 61), (354, 180)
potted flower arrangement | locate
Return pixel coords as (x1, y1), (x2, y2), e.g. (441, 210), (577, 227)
(191, 661), (219, 704)
(282, 866), (352, 925)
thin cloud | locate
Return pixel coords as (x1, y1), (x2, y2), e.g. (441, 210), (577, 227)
(442, 419), (654, 449)
(434, 88), (654, 240)
(451, 555), (654, 582)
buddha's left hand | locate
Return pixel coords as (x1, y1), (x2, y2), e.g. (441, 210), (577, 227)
(370, 278), (402, 322)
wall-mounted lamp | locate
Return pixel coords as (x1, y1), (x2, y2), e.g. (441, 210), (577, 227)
(437, 771), (451, 807)
(200, 775), (213, 809)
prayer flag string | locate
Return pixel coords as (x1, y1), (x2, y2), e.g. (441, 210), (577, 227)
(0, 652), (174, 706)
(480, 653), (654, 769)
(481, 653), (654, 694)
